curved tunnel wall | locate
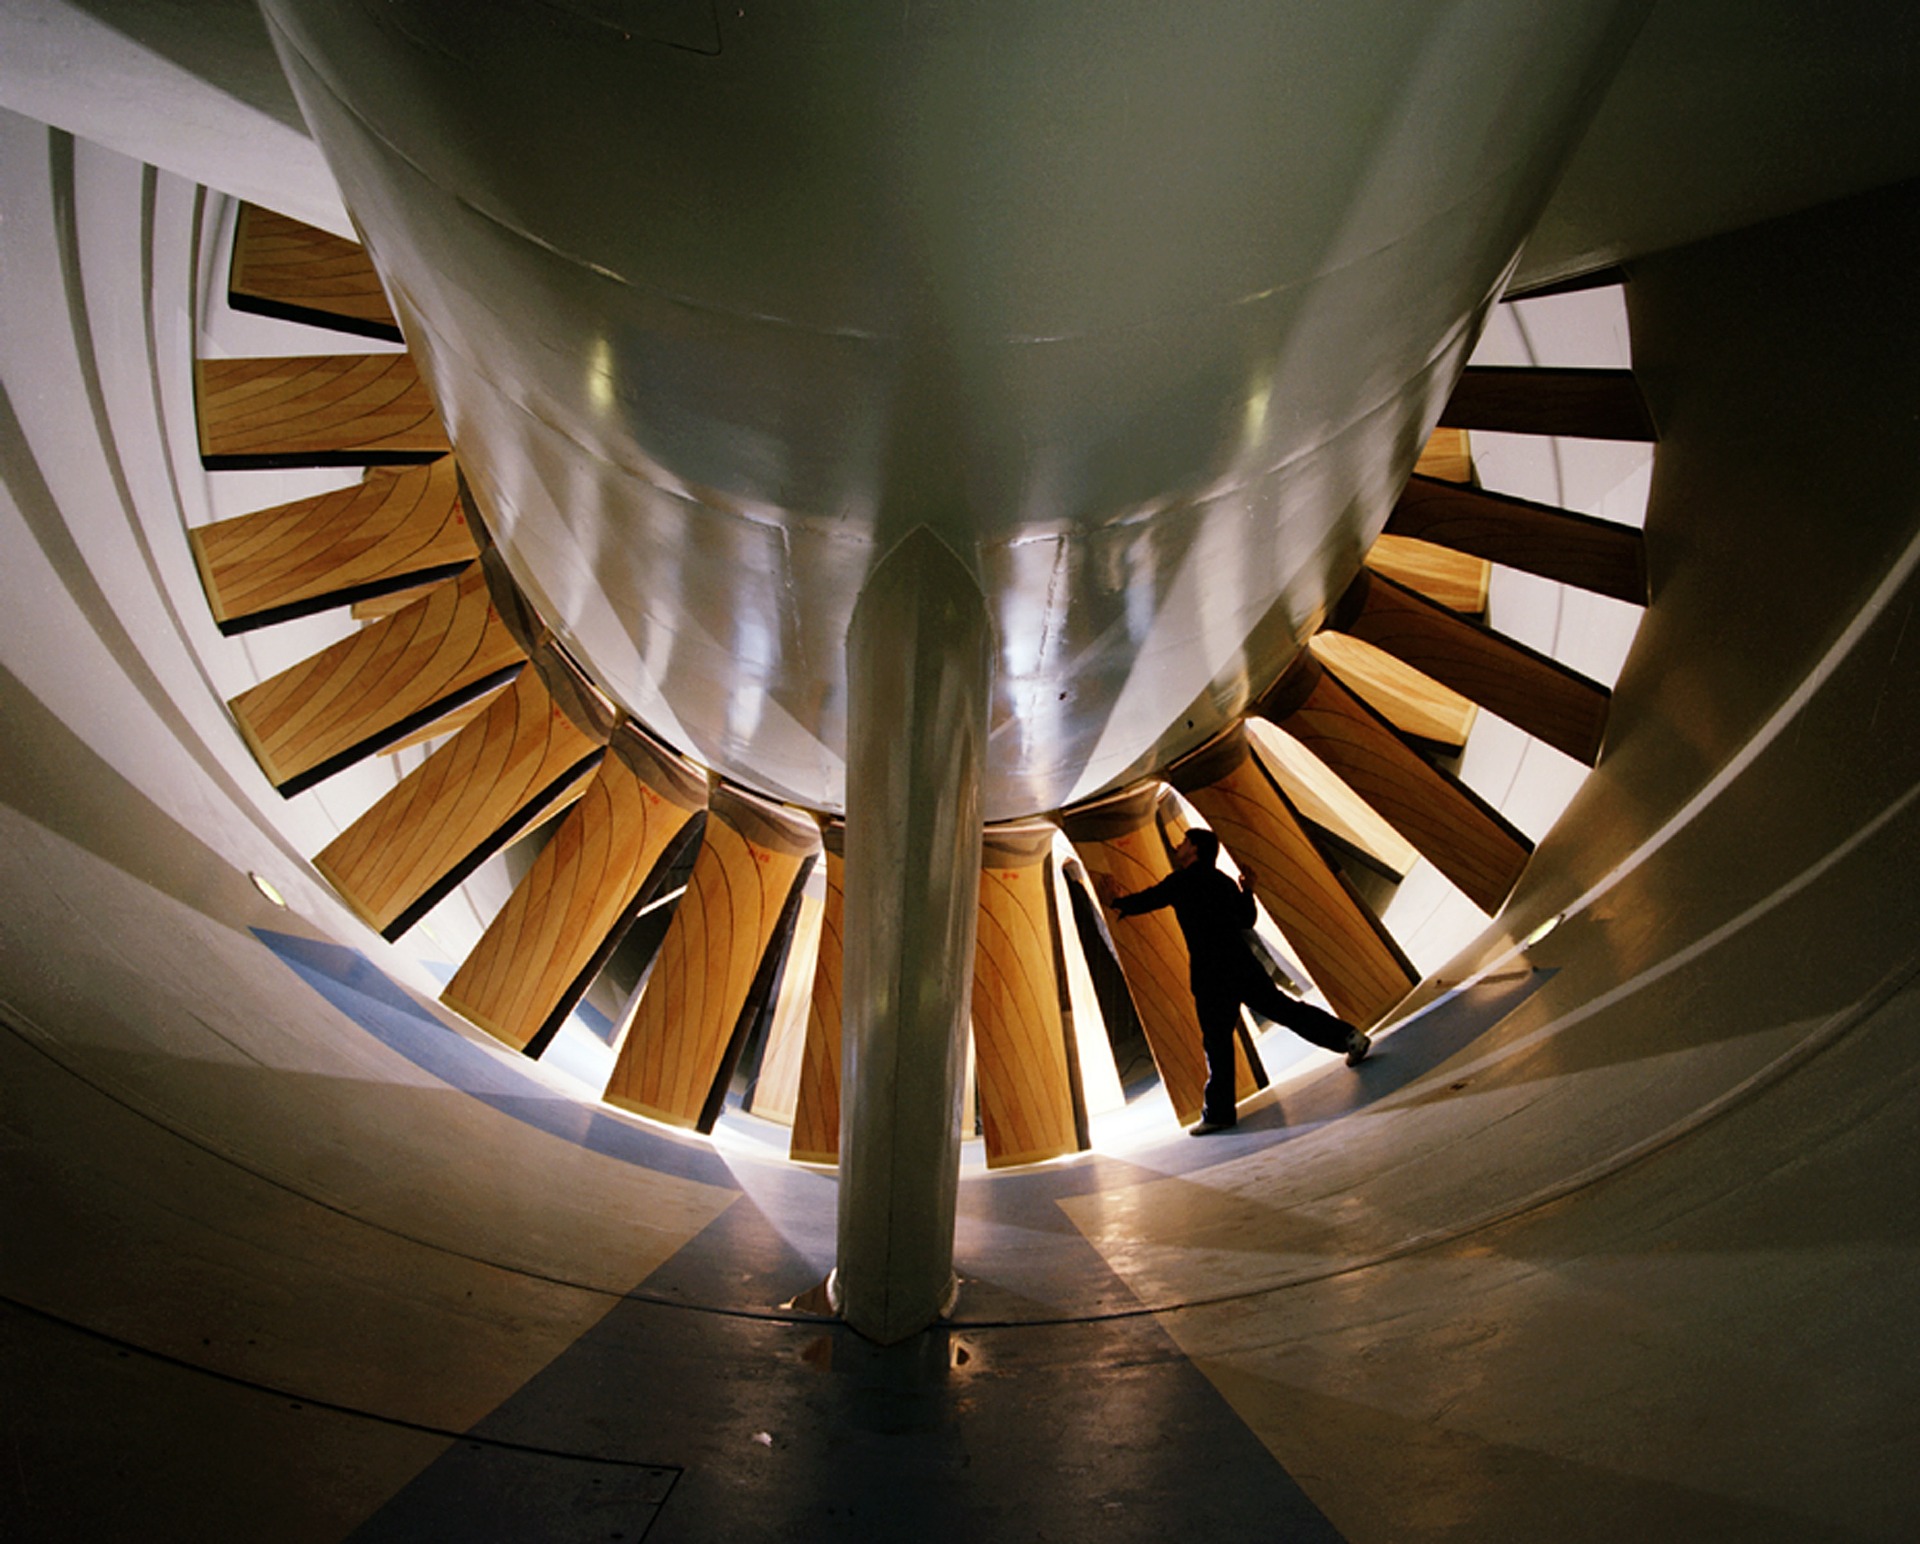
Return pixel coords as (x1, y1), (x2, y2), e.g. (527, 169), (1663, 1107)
(3, 99), (1919, 1539)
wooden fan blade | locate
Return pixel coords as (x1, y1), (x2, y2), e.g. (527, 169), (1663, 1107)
(1331, 569), (1611, 766)
(1169, 725), (1417, 1029)
(1438, 366), (1656, 441)
(353, 581), (448, 621)
(1388, 474), (1649, 605)
(1307, 633), (1477, 752)
(744, 878), (826, 1127)
(1242, 720), (1419, 880)
(1364, 533), (1490, 615)
(789, 825), (845, 1164)
(974, 822), (1085, 1168)
(604, 785), (819, 1132)
(228, 559), (526, 796)
(313, 662), (607, 940)
(197, 353), (449, 468)
(189, 458), (476, 633)
(1256, 660), (1532, 914)
(442, 723), (709, 1053)
(1413, 427), (1473, 483)
(374, 668), (505, 758)
(227, 203), (401, 342)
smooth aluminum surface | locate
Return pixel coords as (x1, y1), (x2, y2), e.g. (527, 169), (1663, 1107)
(260, 0), (1649, 816)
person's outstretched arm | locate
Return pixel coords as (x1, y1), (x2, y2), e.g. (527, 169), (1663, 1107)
(1095, 871), (1177, 916)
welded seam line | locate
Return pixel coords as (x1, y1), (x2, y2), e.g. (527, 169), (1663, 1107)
(263, 11), (1523, 351)
(0, 1291), (684, 1474)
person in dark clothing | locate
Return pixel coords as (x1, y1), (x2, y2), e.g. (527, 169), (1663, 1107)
(1099, 828), (1370, 1135)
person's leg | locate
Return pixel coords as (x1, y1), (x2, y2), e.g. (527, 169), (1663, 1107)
(1242, 970), (1370, 1062)
(1192, 991), (1241, 1129)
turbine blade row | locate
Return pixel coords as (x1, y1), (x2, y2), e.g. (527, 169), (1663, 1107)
(190, 457), (477, 633)
(192, 206), (1653, 1157)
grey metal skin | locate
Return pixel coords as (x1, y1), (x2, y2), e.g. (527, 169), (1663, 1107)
(254, 0), (1652, 819)
(836, 527), (992, 1342)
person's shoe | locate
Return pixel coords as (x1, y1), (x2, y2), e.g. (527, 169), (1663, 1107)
(1188, 1117), (1236, 1136)
(1345, 1027), (1372, 1067)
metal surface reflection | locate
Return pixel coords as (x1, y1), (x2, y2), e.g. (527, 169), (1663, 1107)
(258, 0), (1651, 817)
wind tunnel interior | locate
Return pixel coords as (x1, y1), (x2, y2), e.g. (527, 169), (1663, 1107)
(5, 75), (1920, 1544)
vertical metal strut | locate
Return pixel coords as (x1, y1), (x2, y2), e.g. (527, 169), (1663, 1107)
(835, 524), (992, 1343)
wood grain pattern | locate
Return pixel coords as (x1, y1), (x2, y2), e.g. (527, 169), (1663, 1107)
(228, 560), (527, 795)
(1386, 474), (1650, 604)
(1438, 366), (1657, 441)
(376, 681), (505, 758)
(1333, 569), (1611, 765)
(1243, 720), (1418, 878)
(1256, 661), (1532, 914)
(314, 666), (606, 939)
(604, 784), (819, 1131)
(189, 458), (477, 632)
(441, 723), (709, 1051)
(1059, 786), (1260, 1127)
(1169, 726), (1417, 1028)
(228, 203), (401, 342)
(353, 580), (447, 621)
(1308, 632), (1477, 750)
(973, 823), (1084, 1168)
(1413, 427), (1472, 483)
(197, 354), (450, 468)
(1366, 533), (1490, 614)
(789, 831), (844, 1164)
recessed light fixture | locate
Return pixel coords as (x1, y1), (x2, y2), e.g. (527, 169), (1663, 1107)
(248, 871), (287, 908)
(1522, 912), (1564, 949)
